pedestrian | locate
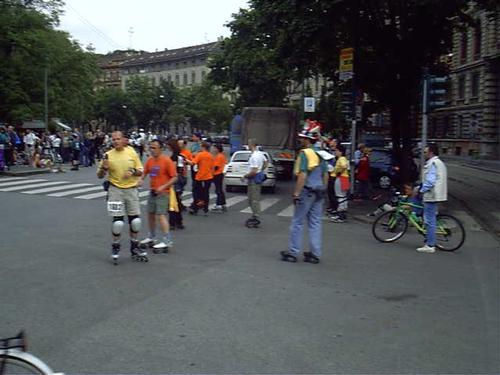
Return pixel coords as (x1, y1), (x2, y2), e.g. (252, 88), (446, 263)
(280, 122), (329, 263)
(188, 132), (202, 208)
(187, 141), (213, 215)
(326, 137), (338, 214)
(70, 132), (81, 171)
(354, 143), (365, 167)
(211, 143), (227, 212)
(61, 131), (71, 163)
(23, 129), (38, 160)
(329, 145), (350, 223)
(418, 144), (448, 253)
(166, 138), (186, 230)
(355, 148), (371, 200)
(139, 139), (178, 252)
(97, 131), (146, 264)
(0, 127), (9, 171)
(242, 138), (268, 228)
(5, 126), (19, 168)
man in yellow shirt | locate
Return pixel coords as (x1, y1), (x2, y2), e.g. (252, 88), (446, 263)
(97, 131), (146, 264)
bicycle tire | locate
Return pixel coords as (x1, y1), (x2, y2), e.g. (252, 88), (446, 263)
(372, 210), (408, 243)
(435, 214), (466, 251)
(0, 351), (61, 375)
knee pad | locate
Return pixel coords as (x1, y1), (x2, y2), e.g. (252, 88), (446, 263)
(112, 216), (124, 236)
(129, 215), (141, 233)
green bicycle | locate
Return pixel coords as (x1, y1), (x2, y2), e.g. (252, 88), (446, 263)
(372, 197), (466, 251)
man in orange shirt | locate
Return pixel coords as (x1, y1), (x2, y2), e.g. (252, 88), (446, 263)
(211, 143), (227, 212)
(139, 139), (178, 252)
(187, 141), (213, 215)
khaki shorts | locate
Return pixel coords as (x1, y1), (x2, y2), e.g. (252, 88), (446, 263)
(147, 192), (169, 215)
(108, 184), (140, 217)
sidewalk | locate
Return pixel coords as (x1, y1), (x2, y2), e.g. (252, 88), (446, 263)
(442, 155), (500, 174)
(0, 164), (56, 176)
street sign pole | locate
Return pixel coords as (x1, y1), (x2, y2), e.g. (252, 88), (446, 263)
(421, 73), (429, 180)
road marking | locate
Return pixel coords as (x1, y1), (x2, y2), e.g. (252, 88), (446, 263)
(450, 210), (483, 231)
(0, 177), (28, 182)
(47, 186), (103, 197)
(277, 204), (295, 217)
(74, 191), (108, 199)
(224, 195), (247, 208)
(0, 181), (68, 192)
(21, 183), (93, 194)
(0, 179), (47, 188)
(241, 198), (280, 213)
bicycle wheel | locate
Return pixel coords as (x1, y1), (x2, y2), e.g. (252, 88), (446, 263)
(435, 214), (466, 251)
(372, 210), (408, 243)
(0, 352), (59, 375)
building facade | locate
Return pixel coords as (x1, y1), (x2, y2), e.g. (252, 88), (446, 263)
(430, 7), (500, 159)
(96, 50), (144, 89)
(119, 42), (218, 89)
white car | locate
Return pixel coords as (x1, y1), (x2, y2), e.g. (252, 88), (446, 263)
(224, 150), (276, 193)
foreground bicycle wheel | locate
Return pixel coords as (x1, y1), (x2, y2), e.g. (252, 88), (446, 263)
(372, 210), (408, 243)
(435, 214), (466, 251)
(0, 353), (58, 375)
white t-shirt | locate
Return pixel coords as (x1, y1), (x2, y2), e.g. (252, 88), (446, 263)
(52, 137), (61, 148)
(248, 150), (267, 172)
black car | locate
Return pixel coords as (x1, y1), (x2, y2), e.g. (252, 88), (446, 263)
(368, 148), (418, 189)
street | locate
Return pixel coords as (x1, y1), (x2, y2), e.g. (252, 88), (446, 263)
(0, 166), (499, 374)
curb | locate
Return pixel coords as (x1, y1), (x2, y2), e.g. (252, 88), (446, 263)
(0, 169), (52, 177)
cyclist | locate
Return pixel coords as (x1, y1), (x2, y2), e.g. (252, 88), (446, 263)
(418, 144), (448, 253)
(97, 131), (145, 263)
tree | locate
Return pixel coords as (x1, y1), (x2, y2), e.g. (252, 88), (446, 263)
(0, 1), (99, 125)
(246, 0), (498, 180)
(208, 8), (290, 107)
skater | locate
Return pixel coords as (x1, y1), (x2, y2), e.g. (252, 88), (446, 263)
(211, 143), (227, 212)
(280, 121), (329, 264)
(139, 139), (178, 252)
(242, 139), (267, 228)
(329, 145), (350, 223)
(186, 141), (213, 215)
(97, 131), (146, 264)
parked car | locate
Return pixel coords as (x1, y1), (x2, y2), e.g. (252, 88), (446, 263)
(368, 148), (418, 189)
(224, 150), (276, 193)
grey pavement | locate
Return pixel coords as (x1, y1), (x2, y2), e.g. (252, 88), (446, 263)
(0, 167), (499, 374)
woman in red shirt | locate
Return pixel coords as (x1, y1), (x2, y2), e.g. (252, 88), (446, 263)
(355, 149), (371, 200)
(211, 143), (227, 212)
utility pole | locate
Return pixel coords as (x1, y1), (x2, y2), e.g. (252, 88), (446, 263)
(421, 70), (429, 178)
(44, 63), (49, 131)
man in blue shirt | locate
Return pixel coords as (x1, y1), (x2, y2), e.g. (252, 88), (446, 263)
(418, 144), (448, 253)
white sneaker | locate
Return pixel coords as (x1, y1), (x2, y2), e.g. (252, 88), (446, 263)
(140, 237), (154, 245)
(417, 244), (436, 253)
(153, 240), (173, 249)
(211, 205), (222, 211)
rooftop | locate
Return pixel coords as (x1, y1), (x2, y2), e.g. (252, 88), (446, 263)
(120, 42), (219, 68)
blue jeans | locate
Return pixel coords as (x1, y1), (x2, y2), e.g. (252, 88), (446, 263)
(288, 189), (324, 258)
(423, 202), (437, 247)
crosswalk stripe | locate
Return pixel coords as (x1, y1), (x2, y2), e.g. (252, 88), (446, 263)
(74, 191), (108, 199)
(224, 195), (248, 208)
(47, 186), (103, 197)
(21, 183), (93, 194)
(0, 181), (68, 192)
(241, 197), (280, 213)
(0, 179), (47, 188)
(277, 204), (295, 217)
(0, 177), (28, 183)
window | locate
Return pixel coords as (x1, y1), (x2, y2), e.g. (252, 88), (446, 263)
(460, 31), (467, 63)
(175, 74), (180, 86)
(151, 76), (156, 86)
(457, 115), (463, 138)
(183, 73), (188, 85)
(191, 71), (196, 84)
(473, 26), (481, 59)
(201, 70), (207, 81)
(167, 74), (172, 82)
(471, 73), (480, 98)
(458, 75), (466, 99)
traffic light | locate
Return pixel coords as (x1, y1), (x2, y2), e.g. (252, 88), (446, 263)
(425, 75), (448, 113)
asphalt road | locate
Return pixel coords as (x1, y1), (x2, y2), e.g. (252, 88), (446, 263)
(0, 166), (498, 374)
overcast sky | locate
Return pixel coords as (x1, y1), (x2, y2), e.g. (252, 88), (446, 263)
(58, 0), (249, 54)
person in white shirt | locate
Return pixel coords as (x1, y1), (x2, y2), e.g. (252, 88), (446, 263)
(23, 130), (38, 158)
(242, 139), (268, 227)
